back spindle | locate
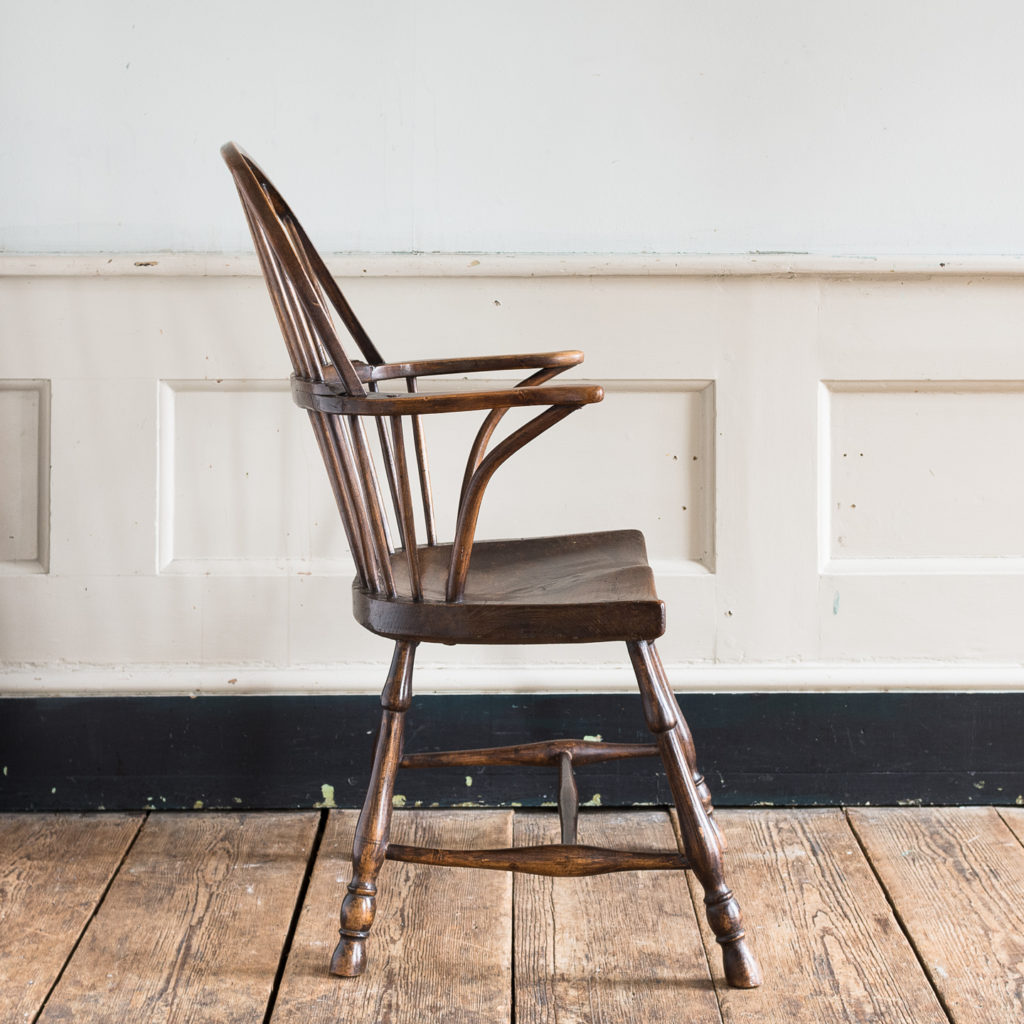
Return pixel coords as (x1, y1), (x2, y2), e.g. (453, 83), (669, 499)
(406, 377), (437, 546)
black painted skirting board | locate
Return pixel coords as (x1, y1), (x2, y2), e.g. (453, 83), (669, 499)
(1, 692), (1021, 811)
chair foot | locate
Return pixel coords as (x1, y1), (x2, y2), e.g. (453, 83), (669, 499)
(330, 928), (368, 975)
(706, 891), (763, 988)
(330, 942), (366, 977)
(720, 931), (763, 988)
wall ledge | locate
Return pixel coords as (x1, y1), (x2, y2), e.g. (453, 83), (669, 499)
(4, 252), (1024, 278)
(4, 662), (1024, 697)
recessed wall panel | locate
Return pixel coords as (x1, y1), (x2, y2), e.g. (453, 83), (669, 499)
(0, 381), (49, 572)
(826, 382), (1024, 562)
(160, 382), (350, 573)
(161, 379), (713, 575)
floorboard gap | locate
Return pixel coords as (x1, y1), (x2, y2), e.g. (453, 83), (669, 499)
(262, 809), (329, 1024)
(510, 853), (518, 1024)
(30, 811), (149, 1024)
(843, 808), (956, 1024)
(996, 808), (1024, 850)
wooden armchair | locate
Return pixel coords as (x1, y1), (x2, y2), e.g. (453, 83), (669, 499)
(221, 142), (762, 990)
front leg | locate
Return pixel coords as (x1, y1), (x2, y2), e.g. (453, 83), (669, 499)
(628, 640), (762, 989)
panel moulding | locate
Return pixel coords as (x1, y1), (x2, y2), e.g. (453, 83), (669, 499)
(4, 662), (1024, 697)
(820, 380), (1024, 575)
(157, 378), (716, 578)
(0, 380), (50, 575)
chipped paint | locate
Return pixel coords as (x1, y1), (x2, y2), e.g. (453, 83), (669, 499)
(451, 801), (480, 808)
(583, 734), (603, 742)
(541, 801), (557, 808)
(752, 801), (776, 807)
(897, 798), (923, 807)
(973, 780), (986, 790)
(1016, 794), (1023, 805)
(2, 766), (6, 776)
(314, 783), (337, 809)
(465, 775), (473, 787)
(582, 793), (602, 807)
(832, 591), (840, 615)
(193, 799), (204, 810)
(391, 794), (407, 808)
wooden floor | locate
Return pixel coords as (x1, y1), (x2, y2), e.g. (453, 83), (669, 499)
(3, 808), (1024, 1023)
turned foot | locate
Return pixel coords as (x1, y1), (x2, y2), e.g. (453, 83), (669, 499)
(721, 935), (763, 988)
(330, 934), (367, 976)
(706, 891), (763, 988)
(330, 883), (376, 976)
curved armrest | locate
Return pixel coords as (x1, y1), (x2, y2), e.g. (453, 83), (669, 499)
(292, 376), (603, 416)
(355, 350), (584, 383)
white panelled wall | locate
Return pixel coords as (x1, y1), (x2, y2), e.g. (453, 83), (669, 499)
(4, 2), (1024, 694)
(4, 257), (1024, 693)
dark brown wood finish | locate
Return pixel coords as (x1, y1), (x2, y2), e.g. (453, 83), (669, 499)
(385, 840), (688, 876)
(221, 141), (760, 989)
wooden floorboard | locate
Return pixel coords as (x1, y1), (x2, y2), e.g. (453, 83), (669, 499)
(514, 810), (722, 1024)
(999, 805), (1024, 846)
(684, 808), (948, 1024)
(36, 811), (318, 1024)
(0, 812), (143, 1024)
(850, 806), (1024, 1024)
(7, 807), (1024, 1023)
(269, 809), (514, 1024)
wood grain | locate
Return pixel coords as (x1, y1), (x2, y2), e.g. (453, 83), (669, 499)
(684, 809), (947, 1024)
(0, 813), (143, 1024)
(38, 811), (318, 1024)
(514, 811), (721, 1024)
(270, 809), (513, 1024)
(850, 806), (1024, 1023)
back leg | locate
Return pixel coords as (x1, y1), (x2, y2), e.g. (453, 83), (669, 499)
(628, 639), (762, 989)
(331, 641), (416, 977)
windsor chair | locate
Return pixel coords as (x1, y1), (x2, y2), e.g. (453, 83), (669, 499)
(221, 141), (762, 989)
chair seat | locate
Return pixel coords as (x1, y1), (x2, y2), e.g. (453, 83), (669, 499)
(353, 529), (666, 644)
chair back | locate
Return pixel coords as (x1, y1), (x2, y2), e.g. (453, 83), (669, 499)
(221, 142), (436, 599)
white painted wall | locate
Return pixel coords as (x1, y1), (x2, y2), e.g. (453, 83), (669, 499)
(3, 1), (1024, 254)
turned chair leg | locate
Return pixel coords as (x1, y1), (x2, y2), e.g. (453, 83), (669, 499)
(646, 641), (725, 850)
(330, 640), (416, 977)
(628, 639), (762, 989)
